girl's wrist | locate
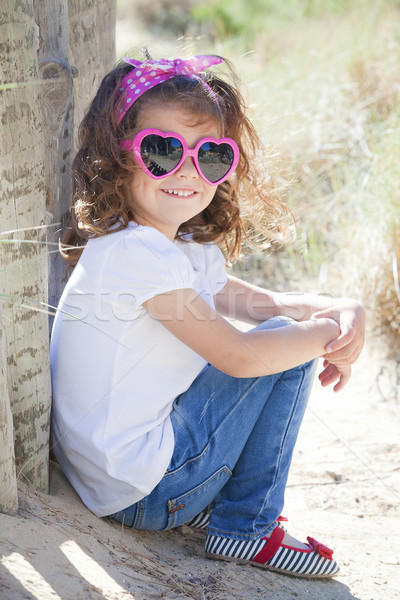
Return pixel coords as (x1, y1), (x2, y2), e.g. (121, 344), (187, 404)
(309, 316), (340, 343)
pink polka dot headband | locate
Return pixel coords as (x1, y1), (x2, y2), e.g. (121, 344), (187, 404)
(115, 55), (224, 127)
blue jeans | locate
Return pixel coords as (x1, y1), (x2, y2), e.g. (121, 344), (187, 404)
(110, 317), (316, 540)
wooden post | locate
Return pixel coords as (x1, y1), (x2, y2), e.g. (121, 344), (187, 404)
(68, 0), (117, 146)
(34, 0), (74, 316)
(0, 0), (116, 514)
(0, 0), (51, 495)
(0, 317), (18, 515)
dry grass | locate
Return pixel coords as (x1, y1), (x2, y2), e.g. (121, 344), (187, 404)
(118, 0), (400, 355)
(191, 1), (400, 355)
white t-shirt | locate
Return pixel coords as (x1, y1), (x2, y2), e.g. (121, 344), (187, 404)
(50, 222), (227, 516)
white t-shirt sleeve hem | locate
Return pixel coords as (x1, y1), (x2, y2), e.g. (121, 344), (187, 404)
(135, 283), (196, 308)
(203, 243), (228, 295)
(103, 226), (196, 310)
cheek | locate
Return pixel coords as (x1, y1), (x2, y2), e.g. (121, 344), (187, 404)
(127, 178), (139, 202)
(204, 186), (217, 204)
(129, 172), (152, 197)
(126, 175), (148, 210)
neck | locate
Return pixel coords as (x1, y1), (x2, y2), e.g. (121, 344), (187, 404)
(133, 216), (178, 241)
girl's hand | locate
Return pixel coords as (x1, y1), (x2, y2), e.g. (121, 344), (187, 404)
(311, 300), (366, 366)
(318, 359), (352, 392)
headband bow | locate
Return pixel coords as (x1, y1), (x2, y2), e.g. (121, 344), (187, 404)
(115, 55), (223, 126)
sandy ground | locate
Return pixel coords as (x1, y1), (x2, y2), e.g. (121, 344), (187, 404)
(0, 343), (399, 600)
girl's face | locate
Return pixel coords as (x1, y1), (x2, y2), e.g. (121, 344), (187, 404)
(127, 104), (220, 240)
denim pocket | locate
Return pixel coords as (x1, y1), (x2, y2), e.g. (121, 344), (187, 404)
(162, 465), (231, 531)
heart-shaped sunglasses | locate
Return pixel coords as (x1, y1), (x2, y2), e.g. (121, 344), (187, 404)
(120, 129), (240, 185)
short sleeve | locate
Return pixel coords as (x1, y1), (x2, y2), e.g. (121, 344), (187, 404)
(102, 226), (196, 308)
(202, 243), (228, 295)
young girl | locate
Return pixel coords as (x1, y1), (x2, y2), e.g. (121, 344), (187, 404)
(50, 54), (365, 579)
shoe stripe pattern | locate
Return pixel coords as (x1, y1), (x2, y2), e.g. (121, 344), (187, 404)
(205, 534), (266, 560)
(205, 528), (339, 578)
(267, 545), (337, 575)
(185, 511), (210, 529)
(187, 511), (287, 532)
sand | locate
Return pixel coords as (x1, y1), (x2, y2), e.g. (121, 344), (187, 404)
(0, 346), (399, 600)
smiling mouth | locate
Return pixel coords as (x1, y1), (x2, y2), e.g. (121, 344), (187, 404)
(163, 189), (198, 198)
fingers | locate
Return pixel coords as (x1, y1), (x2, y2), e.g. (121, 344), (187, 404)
(325, 328), (353, 354)
(311, 307), (340, 321)
(322, 346), (362, 365)
(333, 368), (351, 392)
(318, 362), (351, 392)
(323, 325), (364, 364)
(318, 362), (339, 386)
(312, 300), (366, 365)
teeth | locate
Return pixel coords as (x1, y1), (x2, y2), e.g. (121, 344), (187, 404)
(164, 190), (195, 197)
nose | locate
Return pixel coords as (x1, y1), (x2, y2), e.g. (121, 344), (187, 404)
(177, 156), (199, 180)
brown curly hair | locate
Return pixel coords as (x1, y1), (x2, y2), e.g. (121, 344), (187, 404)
(61, 54), (292, 266)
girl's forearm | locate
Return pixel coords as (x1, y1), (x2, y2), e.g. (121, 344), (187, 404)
(215, 276), (339, 324)
(273, 292), (338, 322)
(235, 318), (340, 377)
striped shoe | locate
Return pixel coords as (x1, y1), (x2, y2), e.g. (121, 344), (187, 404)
(185, 510), (211, 530)
(186, 512), (288, 532)
(205, 526), (339, 578)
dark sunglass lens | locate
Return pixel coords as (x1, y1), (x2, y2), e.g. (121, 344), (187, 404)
(140, 135), (183, 176)
(198, 142), (234, 183)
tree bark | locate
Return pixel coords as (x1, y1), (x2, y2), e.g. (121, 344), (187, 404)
(68, 0), (117, 146)
(0, 0), (51, 494)
(0, 316), (18, 515)
(34, 0), (74, 316)
(0, 0), (116, 513)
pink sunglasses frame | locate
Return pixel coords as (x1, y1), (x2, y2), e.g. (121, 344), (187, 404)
(120, 128), (240, 185)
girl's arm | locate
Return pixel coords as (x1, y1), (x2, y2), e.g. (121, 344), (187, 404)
(144, 288), (343, 381)
(214, 275), (366, 366)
